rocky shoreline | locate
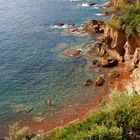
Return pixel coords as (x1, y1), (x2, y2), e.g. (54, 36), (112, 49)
(25, 18), (136, 138)
(5, 0), (140, 139)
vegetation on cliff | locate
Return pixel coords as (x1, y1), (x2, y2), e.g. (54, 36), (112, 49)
(6, 91), (140, 140)
(106, 0), (140, 36)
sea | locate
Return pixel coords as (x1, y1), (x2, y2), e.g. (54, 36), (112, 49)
(0, 0), (108, 138)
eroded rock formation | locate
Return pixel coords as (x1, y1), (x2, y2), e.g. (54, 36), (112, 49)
(89, 23), (140, 93)
(92, 24), (140, 68)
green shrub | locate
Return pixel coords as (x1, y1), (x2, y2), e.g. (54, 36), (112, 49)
(106, 0), (140, 36)
(6, 91), (140, 140)
(47, 91), (140, 140)
(106, 19), (121, 30)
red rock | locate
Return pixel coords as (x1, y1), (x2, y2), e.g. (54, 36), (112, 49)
(95, 76), (105, 86)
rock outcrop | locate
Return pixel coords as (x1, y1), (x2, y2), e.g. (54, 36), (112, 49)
(83, 20), (105, 34)
(89, 23), (140, 94)
(124, 33), (140, 61)
(90, 24), (140, 68)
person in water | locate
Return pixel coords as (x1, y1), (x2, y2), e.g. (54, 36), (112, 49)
(44, 99), (52, 105)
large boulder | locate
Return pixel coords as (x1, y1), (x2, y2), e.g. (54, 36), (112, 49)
(95, 76), (105, 86)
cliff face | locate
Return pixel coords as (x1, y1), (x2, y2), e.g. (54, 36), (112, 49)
(104, 25), (126, 56)
(125, 33), (140, 61)
(96, 25), (140, 67)
(96, 24), (140, 93)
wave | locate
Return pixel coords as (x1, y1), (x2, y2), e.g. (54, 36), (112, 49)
(96, 13), (103, 16)
(81, 3), (89, 7)
(81, 3), (98, 7)
(92, 6), (99, 9)
(51, 24), (74, 29)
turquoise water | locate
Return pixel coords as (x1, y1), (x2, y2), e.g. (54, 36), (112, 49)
(0, 0), (107, 137)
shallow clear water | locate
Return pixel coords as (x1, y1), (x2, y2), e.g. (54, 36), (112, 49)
(0, 0), (108, 137)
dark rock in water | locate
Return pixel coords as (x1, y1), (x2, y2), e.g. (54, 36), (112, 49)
(99, 58), (118, 67)
(56, 23), (75, 28)
(110, 70), (120, 78)
(83, 79), (93, 86)
(57, 23), (64, 27)
(95, 76), (105, 86)
(63, 50), (81, 57)
(89, 3), (96, 6)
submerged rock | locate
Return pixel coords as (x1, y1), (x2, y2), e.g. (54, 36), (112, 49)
(83, 79), (93, 86)
(95, 76), (105, 86)
(63, 50), (81, 57)
(12, 104), (33, 113)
